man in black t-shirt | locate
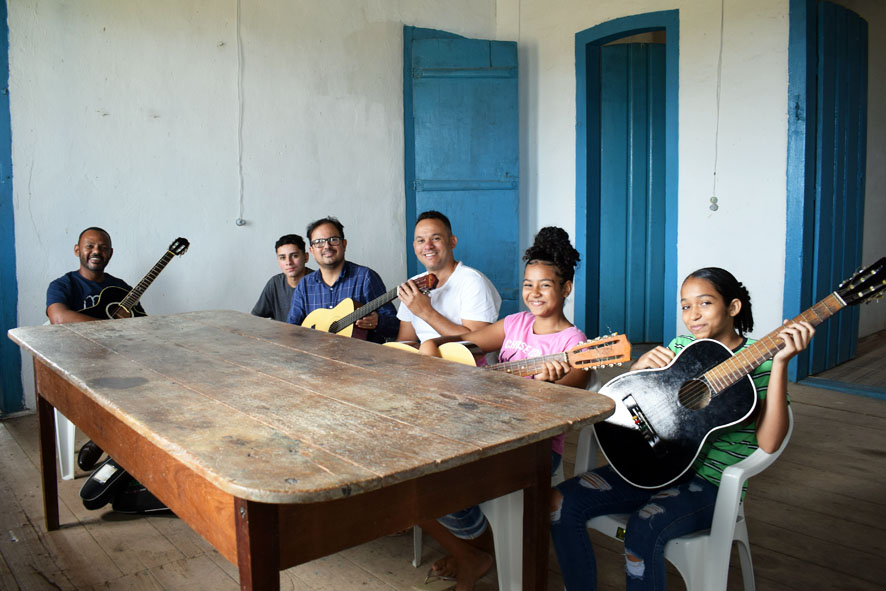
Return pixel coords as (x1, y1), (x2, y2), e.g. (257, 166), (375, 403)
(46, 227), (144, 323)
(46, 227), (143, 471)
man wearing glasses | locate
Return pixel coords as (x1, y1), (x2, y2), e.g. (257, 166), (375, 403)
(286, 216), (398, 343)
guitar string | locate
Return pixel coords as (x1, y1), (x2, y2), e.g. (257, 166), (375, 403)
(117, 252), (177, 311)
(123, 255), (173, 303)
(328, 277), (435, 333)
(488, 338), (628, 375)
(490, 351), (627, 375)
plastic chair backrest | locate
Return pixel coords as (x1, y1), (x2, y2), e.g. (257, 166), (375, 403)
(703, 407), (794, 579)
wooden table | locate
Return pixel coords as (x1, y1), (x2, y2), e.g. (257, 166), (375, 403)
(8, 310), (614, 590)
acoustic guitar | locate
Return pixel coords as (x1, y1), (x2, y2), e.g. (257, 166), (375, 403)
(385, 333), (631, 376)
(80, 237), (190, 320)
(301, 273), (438, 339)
(595, 257), (886, 489)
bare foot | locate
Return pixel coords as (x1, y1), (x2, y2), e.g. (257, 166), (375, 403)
(432, 555), (458, 578)
(454, 547), (493, 591)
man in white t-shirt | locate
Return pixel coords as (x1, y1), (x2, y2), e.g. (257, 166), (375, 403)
(396, 211), (501, 342)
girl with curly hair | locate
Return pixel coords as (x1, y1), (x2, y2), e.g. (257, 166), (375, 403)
(417, 226), (592, 590)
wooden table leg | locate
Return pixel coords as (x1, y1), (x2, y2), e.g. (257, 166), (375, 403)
(234, 498), (280, 591)
(522, 440), (551, 590)
(36, 365), (60, 531)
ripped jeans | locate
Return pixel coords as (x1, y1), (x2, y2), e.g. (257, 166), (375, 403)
(550, 466), (718, 591)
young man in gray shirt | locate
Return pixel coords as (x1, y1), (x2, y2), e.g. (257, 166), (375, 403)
(252, 234), (312, 322)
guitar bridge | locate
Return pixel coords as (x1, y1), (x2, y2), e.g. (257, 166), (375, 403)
(623, 394), (665, 457)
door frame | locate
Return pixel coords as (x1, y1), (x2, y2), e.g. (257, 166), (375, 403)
(574, 10), (680, 342)
(785, 0), (869, 382)
(785, 0), (818, 382)
(1, 1), (23, 415)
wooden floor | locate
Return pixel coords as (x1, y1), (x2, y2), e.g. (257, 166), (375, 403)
(2, 338), (885, 590)
(807, 329), (886, 392)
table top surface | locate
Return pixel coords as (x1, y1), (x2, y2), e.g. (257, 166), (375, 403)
(9, 310), (614, 504)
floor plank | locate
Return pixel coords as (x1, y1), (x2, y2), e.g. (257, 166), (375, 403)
(148, 556), (239, 591)
(813, 330), (886, 389)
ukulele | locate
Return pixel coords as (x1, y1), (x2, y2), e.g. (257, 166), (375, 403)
(301, 273), (438, 339)
(595, 257), (886, 489)
(80, 238), (190, 320)
(397, 333), (632, 375)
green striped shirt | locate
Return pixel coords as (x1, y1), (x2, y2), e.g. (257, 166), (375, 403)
(666, 335), (778, 489)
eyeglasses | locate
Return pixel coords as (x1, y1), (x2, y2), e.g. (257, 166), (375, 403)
(310, 236), (343, 247)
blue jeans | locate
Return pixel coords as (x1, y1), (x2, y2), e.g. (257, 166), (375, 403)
(439, 451), (563, 539)
(551, 466), (719, 591)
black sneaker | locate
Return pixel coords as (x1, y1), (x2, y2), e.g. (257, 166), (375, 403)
(80, 457), (129, 510)
(77, 440), (104, 471)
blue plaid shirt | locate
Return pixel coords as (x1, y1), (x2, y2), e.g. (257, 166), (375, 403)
(286, 261), (398, 343)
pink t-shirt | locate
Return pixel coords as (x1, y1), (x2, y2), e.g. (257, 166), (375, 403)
(499, 311), (587, 455)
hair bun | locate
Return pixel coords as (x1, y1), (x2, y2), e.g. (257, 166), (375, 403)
(523, 226), (581, 281)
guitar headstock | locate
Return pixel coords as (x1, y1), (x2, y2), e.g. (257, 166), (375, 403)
(168, 237), (190, 256)
(567, 333), (632, 370)
(837, 257), (886, 306)
(415, 273), (439, 293)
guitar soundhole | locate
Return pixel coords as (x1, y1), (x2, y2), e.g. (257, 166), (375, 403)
(106, 303), (130, 319)
(677, 379), (711, 411)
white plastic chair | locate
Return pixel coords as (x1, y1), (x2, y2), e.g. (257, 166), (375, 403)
(410, 478), (555, 589)
(54, 409), (77, 480)
(577, 407), (794, 591)
(411, 370), (601, 586)
(44, 320), (77, 480)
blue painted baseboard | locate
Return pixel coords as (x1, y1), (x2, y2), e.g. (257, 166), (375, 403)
(799, 377), (886, 401)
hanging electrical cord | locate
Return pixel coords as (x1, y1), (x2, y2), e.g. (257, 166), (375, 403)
(235, 0), (246, 226)
(710, 0), (726, 212)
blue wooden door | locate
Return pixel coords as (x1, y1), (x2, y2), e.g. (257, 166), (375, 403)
(595, 43), (666, 343)
(0, 1), (23, 414)
(404, 27), (520, 315)
(806, 2), (868, 374)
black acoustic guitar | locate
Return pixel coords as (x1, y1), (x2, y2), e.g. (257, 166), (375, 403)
(81, 238), (189, 320)
(595, 257), (886, 489)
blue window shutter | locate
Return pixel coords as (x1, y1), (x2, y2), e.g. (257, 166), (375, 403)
(404, 27), (520, 315)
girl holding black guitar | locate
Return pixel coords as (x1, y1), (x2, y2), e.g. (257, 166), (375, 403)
(551, 267), (815, 591)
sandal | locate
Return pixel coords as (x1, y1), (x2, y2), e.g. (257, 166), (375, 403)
(424, 566), (456, 585)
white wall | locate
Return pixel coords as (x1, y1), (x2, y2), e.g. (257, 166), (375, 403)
(836, 0), (886, 336)
(8, 0), (497, 409)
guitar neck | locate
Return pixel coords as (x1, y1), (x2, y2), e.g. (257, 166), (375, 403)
(488, 352), (570, 377)
(704, 291), (845, 392)
(328, 286), (398, 333)
(119, 251), (176, 310)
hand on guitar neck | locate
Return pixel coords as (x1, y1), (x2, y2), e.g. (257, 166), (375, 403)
(301, 273), (438, 339)
(413, 334), (631, 383)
